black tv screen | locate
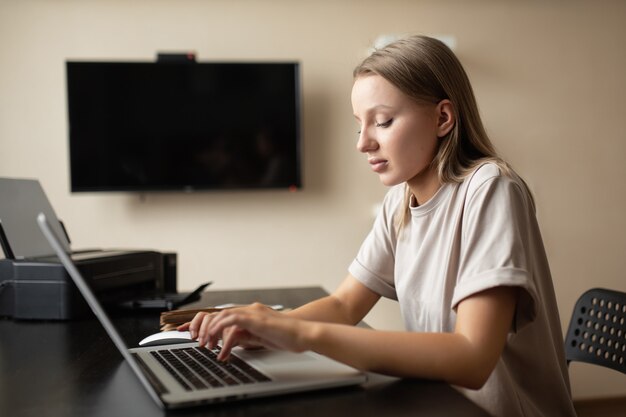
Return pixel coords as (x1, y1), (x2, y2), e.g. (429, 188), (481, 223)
(66, 61), (301, 192)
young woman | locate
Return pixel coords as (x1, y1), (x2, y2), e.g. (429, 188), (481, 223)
(179, 35), (576, 417)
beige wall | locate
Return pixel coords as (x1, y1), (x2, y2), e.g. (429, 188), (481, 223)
(1, 0), (625, 400)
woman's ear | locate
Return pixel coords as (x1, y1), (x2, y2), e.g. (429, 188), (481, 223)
(436, 99), (455, 138)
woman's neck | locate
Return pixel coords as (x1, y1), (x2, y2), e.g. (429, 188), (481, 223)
(407, 165), (441, 206)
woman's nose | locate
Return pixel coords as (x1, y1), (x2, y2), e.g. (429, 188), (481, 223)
(356, 129), (378, 153)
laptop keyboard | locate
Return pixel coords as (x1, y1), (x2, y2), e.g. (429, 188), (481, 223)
(150, 346), (271, 391)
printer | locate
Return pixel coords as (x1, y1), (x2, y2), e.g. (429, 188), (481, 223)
(0, 177), (182, 320)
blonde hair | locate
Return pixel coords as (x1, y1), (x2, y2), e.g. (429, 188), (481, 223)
(354, 35), (510, 228)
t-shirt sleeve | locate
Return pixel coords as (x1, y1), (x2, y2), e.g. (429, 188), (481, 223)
(348, 187), (401, 300)
(452, 170), (539, 332)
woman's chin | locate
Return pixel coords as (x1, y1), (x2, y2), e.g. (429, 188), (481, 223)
(378, 176), (404, 187)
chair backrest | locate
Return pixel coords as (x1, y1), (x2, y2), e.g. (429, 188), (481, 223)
(564, 288), (626, 375)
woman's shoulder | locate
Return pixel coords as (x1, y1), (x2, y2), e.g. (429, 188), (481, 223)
(462, 161), (534, 210)
(466, 162), (504, 187)
(464, 161), (521, 190)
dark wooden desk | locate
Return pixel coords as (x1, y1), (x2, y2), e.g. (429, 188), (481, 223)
(0, 287), (489, 417)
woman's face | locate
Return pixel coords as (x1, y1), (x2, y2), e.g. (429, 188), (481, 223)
(351, 74), (445, 195)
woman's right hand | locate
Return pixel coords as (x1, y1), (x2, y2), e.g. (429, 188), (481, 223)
(177, 306), (270, 352)
(177, 303), (315, 361)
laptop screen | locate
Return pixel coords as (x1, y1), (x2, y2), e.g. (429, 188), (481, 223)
(0, 178), (71, 258)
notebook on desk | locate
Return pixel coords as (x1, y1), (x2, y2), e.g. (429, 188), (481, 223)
(37, 213), (366, 410)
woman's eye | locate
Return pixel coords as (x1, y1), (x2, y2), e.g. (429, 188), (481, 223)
(375, 119), (393, 128)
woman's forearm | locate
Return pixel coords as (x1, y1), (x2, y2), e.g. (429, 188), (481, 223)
(306, 323), (488, 389)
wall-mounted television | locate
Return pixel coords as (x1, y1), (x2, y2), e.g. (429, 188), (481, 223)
(66, 61), (301, 192)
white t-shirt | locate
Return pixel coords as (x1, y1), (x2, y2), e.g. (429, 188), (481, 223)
(349, 163), (576, 417)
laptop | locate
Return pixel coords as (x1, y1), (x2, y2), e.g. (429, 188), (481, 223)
(37, 212), (367, 409)
(0, 177), (127, 260)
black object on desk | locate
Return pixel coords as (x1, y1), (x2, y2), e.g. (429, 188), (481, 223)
(0, 287), (490, 417)
(118, 281), (212, 311)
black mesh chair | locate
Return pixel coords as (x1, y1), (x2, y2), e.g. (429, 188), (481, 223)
(564, 288), (626, 374)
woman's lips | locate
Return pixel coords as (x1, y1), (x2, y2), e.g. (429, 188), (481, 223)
(368, 158), (388, 173)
